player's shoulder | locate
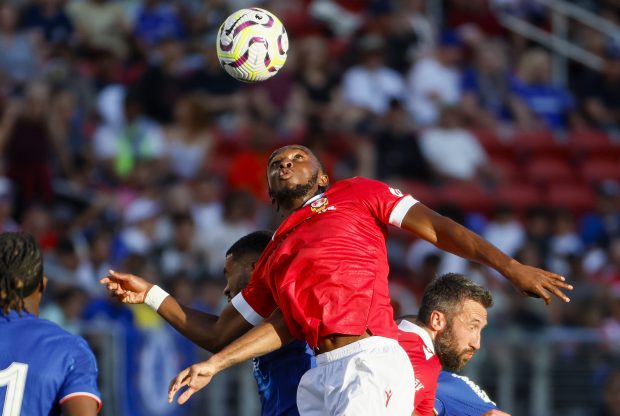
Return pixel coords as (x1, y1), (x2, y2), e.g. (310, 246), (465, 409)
(337, 177), (404, 195)
(32, 318), (94, 356)
(438, 371), (496, 404)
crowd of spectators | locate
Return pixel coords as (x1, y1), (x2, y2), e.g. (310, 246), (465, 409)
(1, 0), (620, 413)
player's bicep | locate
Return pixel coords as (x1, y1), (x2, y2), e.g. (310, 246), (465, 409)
(400, 203), (444, 244)
(61, 395), (99, 416)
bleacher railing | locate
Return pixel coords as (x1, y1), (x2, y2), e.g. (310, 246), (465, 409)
(492, 0), (620, 84)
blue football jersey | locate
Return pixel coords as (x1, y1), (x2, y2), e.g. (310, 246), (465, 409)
(435, 371), (497, 416)
(252, 339), (315, 416)
(0, 311), (101, 415)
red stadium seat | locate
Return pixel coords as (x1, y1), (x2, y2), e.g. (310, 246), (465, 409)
(525, 157), (575, 185)
(545, 183), (596, 215)
(513, 130), (569, 160)
(401, 181), (439, 208)
(470, 129), (516, 159)
(568, 129), (620, 160)
(494, 182), (544, 213)
(580, 158), (620, 184)
(437, 182), (493, 214)
(490, 156), (521, 183)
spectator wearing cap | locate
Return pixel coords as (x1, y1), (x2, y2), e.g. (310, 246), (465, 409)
(341, 33), (407, 128)
(580, 42), (620, 134)
(510, 48), (577, 132)
(406, 30), (464, 126)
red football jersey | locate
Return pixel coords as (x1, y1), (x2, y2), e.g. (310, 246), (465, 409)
(232, 177), (418, 349)
(398, 320), (442, 416)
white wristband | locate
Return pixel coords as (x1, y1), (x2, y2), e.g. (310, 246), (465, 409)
(144, 285), (169, 311)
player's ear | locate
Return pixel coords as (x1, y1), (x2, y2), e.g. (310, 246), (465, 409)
(318, 173), (329, 188)
(429, 310), (447, 332)
(40, 275), (48, 292)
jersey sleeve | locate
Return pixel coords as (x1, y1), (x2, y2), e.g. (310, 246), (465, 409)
(351, 177), (418, 227)
(58, 337), (102, 412)
(234, 272), (277, 326)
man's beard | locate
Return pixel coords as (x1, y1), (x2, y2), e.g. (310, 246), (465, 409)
(434, 321), (475, 372)
(270, 172), (318, 210)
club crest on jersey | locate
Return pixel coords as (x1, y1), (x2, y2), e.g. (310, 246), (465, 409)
(310, 197), (329, 213)
(389, 187), (403, 197)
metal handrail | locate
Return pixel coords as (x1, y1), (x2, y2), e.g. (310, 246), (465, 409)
(492, 0), (620, 83)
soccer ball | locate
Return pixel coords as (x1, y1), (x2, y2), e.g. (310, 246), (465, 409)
(216, 8), (289, 82)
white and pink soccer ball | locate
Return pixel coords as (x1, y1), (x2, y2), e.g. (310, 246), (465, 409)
(216, 8), (289, 82)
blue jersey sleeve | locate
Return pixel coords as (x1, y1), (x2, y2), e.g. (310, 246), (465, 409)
(57, 337), (102, 411)
(435, 371), (497, 416)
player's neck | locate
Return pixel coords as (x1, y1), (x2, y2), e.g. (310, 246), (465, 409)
(280, 190), (323, 217)
(22, 296), (40, 316)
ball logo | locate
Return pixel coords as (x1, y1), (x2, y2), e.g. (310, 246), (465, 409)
(389, 187), (403, 197)
(310, 197), (329, 213)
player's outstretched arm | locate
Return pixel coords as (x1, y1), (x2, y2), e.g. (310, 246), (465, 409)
(100, 271), (253, 352)
(61, 397), (99, 416)
(400, 203), (573, 304)
(168, 308), (292, 405)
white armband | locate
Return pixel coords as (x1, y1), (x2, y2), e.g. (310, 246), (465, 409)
(144, 285), (169, 311)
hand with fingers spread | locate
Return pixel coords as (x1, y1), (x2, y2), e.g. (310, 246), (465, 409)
(99, 270), (154, 304)
(168, 360), (219, 405)
(504, 262), (573, 305)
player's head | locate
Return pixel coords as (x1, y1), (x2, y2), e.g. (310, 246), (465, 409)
(0, 232), (45, 315)
(417, 273), (493, 372)
(267, 145), (329, 212)
(223, 231), (272, 302)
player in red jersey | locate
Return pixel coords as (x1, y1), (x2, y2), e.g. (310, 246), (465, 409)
(165, 145), (571, 415)
(397, 273), (493, 416)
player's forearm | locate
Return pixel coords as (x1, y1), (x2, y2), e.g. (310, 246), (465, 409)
(157, 297), (221, 350)
(158, 297), (254, 352)
(432, 216), (516, 274)
(207, 311), (292, 373)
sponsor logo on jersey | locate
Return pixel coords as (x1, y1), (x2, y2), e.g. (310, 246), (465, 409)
(415, 378), (425, 392)
(310, 197), (333, 214)
(389, 187), (403, 197)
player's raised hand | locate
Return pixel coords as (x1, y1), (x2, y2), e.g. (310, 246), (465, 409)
(168, 361), (216, 405)
(505, 262), (573, 305)
(99, 270), (154, 304)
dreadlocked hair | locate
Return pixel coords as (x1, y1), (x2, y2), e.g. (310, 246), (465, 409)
(0, 232), (44, 315)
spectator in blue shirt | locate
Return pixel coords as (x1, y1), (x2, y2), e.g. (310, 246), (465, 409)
(510, 48), (576, 132)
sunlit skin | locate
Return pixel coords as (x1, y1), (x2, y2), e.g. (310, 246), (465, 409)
(150, 144), (575, 406)
(433, 300), (488, 372)
(267, 145), (329, 217)
(223, 253), (255, 302)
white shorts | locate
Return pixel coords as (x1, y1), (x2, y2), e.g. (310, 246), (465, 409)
(296, 336), (415, 416)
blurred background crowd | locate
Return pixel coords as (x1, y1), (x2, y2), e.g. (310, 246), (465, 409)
(1, 0), (620, 414)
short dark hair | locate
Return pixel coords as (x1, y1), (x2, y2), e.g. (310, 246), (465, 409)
(0, 232), (44, 315)
(417, 273), (493, 325)
(226, 231), (272, 259)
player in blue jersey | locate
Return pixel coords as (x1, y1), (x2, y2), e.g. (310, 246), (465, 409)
(0, 232), (101, 416)
(435, 371), (509, 416)
(102, 231), (315, 416)
(224, 231), (315, 416)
